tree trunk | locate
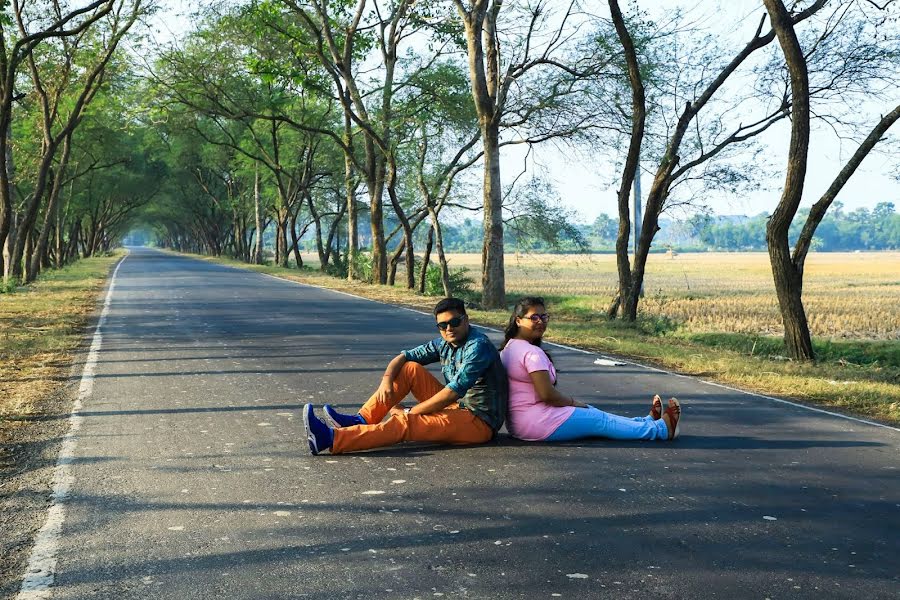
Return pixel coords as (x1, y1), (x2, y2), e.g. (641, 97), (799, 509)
(428, 206), (451, 297)
(66, 219), (80, 262)
(253, 167), (263, 264)
(480, 121), (505, 308)
(0, 122), (13, 282)
(10, 144), (58, 280)
(29, 135), (74, 282)
(768, 241), (814, 359)
(322, 198), (348, 268)
(386, 159), (415, 289)
(458, 0), (506, 309)
(608, 0), (644, 321)
(289, 203), (304, 269)
(418, 225), (433, 294)
(622, 210), (661, 321)
(276, 209), (289, 268)
(368, 144), (387, 284)
(763, 0), (814, 361)
(387, 236), (404, 286)
(55, 176), (72, 268)
(345, 150), (358, 280)
(305, 191), (327, 269)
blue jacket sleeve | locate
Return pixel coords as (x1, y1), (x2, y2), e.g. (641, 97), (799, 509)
(445, 337), (494, 396)
(402, 338), (441, 365)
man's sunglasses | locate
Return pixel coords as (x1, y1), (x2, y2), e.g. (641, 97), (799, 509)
(436, 316), (466, 330)
(523, 313), (550, 324)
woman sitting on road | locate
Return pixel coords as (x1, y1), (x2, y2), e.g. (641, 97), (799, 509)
(499, 297), (681, 443)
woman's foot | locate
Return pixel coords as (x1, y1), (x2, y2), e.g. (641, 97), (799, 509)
(661, 397), (681, 440)
(649, 394), (663, 420)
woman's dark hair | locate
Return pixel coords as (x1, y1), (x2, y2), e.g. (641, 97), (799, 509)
(500, 296), (548, 354)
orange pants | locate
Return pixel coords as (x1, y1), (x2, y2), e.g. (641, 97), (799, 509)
(331, 362), (493, 454)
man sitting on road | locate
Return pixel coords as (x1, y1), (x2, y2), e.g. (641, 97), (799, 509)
(303, 297), (508, 455)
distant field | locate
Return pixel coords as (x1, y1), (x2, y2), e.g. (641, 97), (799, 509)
(441, 251), (900, 340)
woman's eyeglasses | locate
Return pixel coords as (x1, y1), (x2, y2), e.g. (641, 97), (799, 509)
(524, 313), (550, 324)
(436, 316), (466, 330)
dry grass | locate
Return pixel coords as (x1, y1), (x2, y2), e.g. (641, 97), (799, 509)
(0, 253), (122, 422)
(443, 252), (900, 339)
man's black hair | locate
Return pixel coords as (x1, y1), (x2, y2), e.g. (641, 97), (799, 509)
(433, 297), (467, 316)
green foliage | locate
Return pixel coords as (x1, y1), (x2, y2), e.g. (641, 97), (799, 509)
(694, 203), (900, 251)
(402, 61), (476, 130)
(0, 279), (17, 294)
(424, 263), (474, 297)
(505, 177), (589, 253)
(637, 314), (679, 336)
(327, 251), (375, 283)
(591, 213), (619, 242)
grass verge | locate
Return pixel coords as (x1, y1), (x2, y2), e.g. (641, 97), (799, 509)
(188, 253), (900, 427)
(0, 252), (123, 429)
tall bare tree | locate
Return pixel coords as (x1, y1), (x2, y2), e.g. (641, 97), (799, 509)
(606, 0), (644, 319)
(763, 0), (900, 360)
(606, 0), (833, 321)
(453, 0), (604, 308)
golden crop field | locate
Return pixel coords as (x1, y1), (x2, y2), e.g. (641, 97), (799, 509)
(444, 252), (900, 340)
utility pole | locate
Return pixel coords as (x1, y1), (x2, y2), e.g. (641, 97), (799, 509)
(632, 160), (644, 298)
(632, 163), (641, 257)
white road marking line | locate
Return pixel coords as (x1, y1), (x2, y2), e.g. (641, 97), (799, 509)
(206, 257), (899, 432)
(697, 379), (900, 432)
(17, 254), (128, 600)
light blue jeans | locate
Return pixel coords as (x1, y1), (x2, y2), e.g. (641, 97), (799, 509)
(545, 405), (668, 441)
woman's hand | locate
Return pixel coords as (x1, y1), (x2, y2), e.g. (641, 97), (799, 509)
(529, 370), (587, 407)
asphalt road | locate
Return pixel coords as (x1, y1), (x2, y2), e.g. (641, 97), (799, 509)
(14, 247), (900, 599)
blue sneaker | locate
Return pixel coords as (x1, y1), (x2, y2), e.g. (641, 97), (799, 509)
(323, 404), (366, 428)
(303, 404), (334, 455)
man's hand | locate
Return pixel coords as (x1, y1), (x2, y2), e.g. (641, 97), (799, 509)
(375, 377), (394, 403)
(376, 354), (407, 403)
(408, 387), (459, 415)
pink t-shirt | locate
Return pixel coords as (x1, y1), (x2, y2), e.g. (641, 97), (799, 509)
(500, 339), (575, 441)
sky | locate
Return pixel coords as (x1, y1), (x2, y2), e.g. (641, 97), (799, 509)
(145, 0), (899, 222)
(517, 0), (900, 222)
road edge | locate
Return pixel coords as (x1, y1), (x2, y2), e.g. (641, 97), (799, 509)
(12, 253), (128, 599)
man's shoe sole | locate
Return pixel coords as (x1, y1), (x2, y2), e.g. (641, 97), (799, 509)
(303, 405), (320, 455)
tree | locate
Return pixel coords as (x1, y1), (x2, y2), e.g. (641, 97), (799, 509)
(283, 0), (419, 285)
(764, 0), (900, 360)
(452, 0), (608, 308)
(0, 0), (126, 283)
(403, 58), (480, 296)
(604, 0), (849, 322)
(16, 1), (145, 282)
(607, 0), (645, 319)
(591, 213), (618, 243)
(150, 4), (344, 269)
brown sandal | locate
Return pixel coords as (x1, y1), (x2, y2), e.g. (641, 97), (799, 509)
(649, 394), (663, 420)
(662, 397), (681, 440)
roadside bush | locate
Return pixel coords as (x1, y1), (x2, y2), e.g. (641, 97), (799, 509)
(424, 262), (474, 296)
(326, 252), (374, 283)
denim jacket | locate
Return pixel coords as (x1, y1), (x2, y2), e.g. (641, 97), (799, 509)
(402, 327), (507, 431)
